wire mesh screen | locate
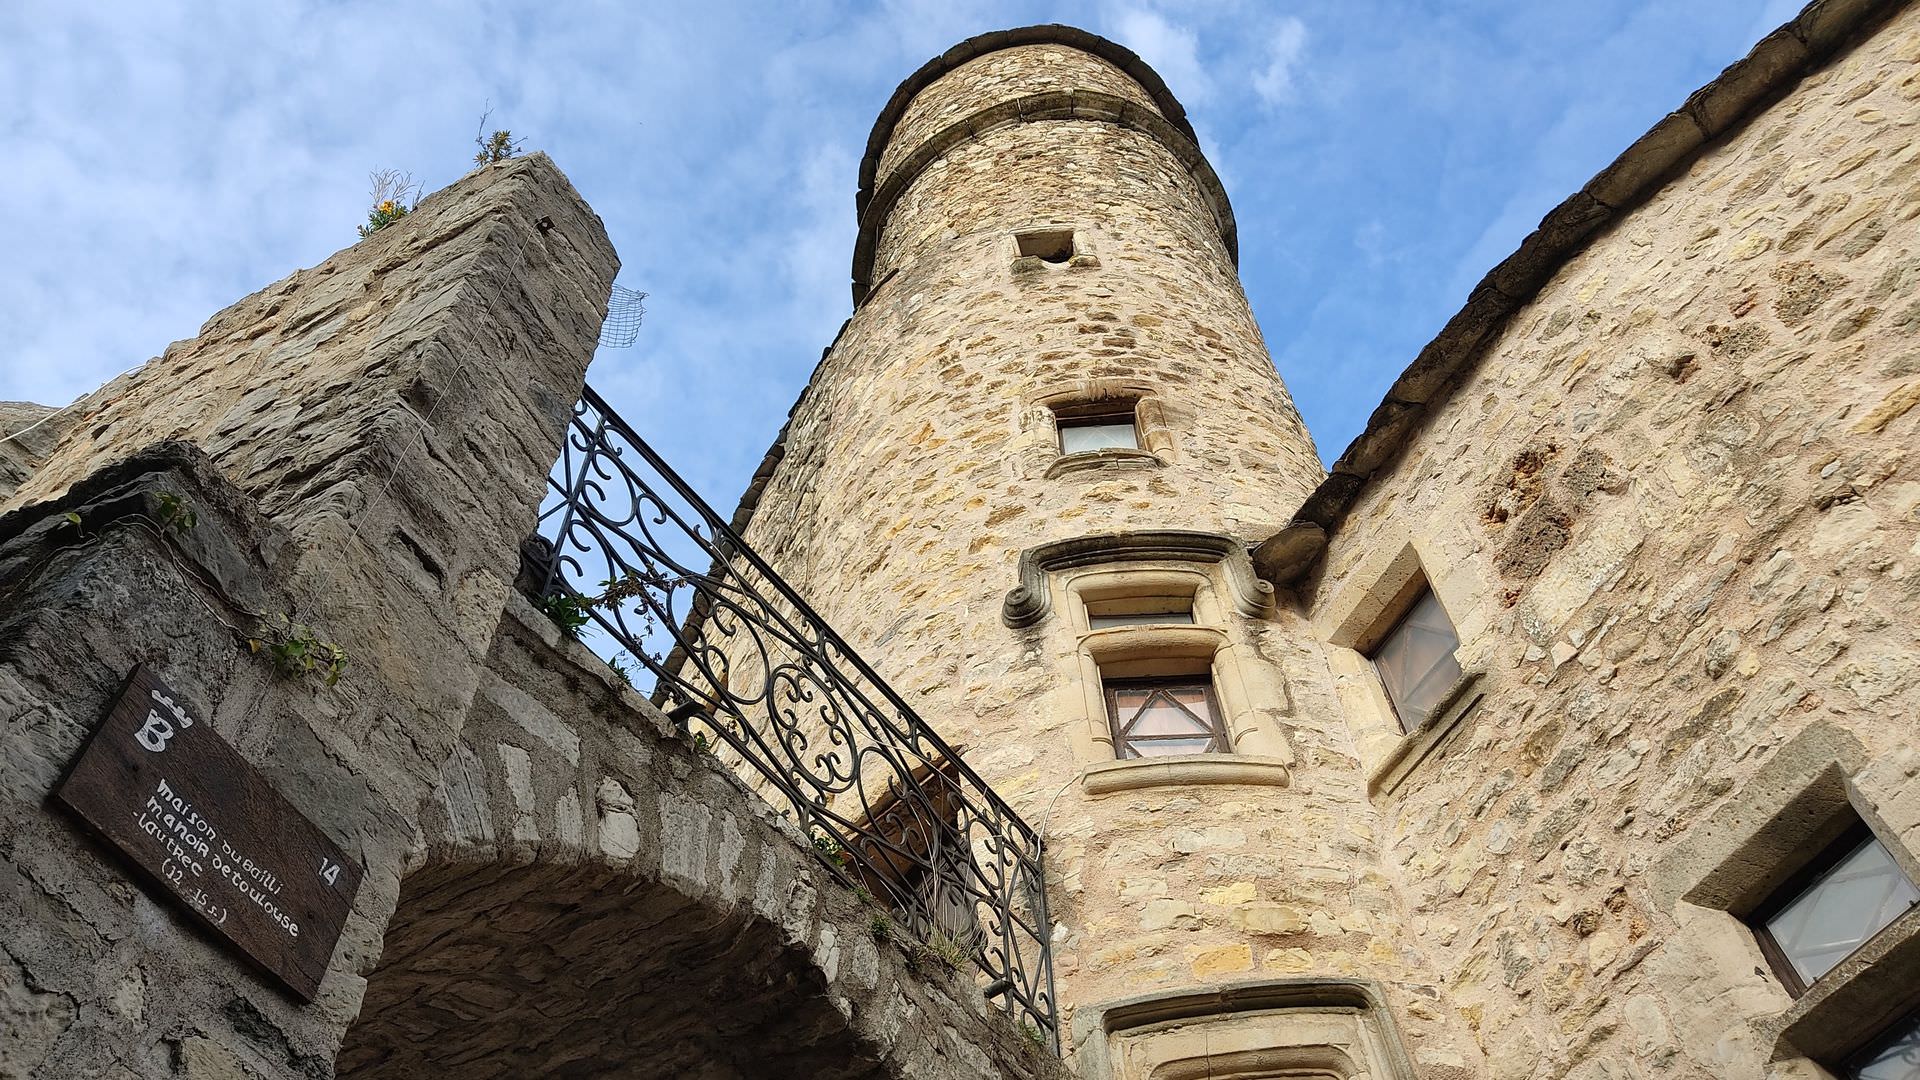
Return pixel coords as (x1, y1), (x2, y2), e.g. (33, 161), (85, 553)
(598, 285), (648, 349)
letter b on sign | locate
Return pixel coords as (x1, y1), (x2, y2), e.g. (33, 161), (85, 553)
(134, 711), (175, 752)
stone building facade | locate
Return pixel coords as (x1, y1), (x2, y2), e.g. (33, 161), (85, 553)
(1, 1), (1917, 1078)
(721, 4), (1920, 1079)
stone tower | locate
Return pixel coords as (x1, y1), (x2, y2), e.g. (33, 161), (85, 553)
(734, 26), (1438, 1074)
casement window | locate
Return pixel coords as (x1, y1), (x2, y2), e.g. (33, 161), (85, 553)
(1103, 677), (1229, 759)
(1055, 401), (1140, 455)
(1843, 1008), (1920, 1079)
(1366, 586), (1462, 733)
(1749, 817), (1920, 995)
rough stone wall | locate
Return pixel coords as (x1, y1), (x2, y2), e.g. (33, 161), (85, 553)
(0, 447), (342, 1079)
(7, 151), (616, 831)
(729, 33), (1486, 1071)
(875, 46), (1162, 186)
(0, 401), (73, 502)
(0, 148), (1062, 1079)
(1307, 6), (1920, 1077)
(0, 154), (623, 1076)
(340, 595), (1072, 1080)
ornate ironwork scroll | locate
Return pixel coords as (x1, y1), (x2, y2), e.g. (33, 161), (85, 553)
(537, 385), (1058, 1046)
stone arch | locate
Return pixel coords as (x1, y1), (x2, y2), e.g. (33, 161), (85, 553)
(336, 596), (1056, 1080)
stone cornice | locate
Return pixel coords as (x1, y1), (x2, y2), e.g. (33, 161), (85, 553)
(857, 24), (1198, 217)
(852, 90), (1237, 304)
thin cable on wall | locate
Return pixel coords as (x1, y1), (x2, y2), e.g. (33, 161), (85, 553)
(598, 285), (647, 349)
(0, 360), (147, 447)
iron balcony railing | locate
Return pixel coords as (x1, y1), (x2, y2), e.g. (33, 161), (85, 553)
(534, 384), (1059, 1046)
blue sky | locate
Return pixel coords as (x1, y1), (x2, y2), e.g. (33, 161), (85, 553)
(0, 0), (1802, 504)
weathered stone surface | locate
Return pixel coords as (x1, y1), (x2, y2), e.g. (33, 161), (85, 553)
(0, 400), (73, 503)
(724, 21), (1466, 1079)
(718, 6), (1919, 1079)
(0, 144), (1061, 1079)
(341, 597), (1069, 1080)
(1310, 6), (1920, 1076)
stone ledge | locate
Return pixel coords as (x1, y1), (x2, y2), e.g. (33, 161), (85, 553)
(1071, 977), (1418, 1080)
(1082, 753), (1291, 796)
(1367, 671), (1484, 797)
(1001, 530), (1273, 628)
(1044, 447), (1164, 478)
(857, 24), (1200, 216)
(1767, 905), (1920, 1063)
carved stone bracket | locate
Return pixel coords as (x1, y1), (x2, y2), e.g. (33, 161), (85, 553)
(1001, 530), (1274, 628)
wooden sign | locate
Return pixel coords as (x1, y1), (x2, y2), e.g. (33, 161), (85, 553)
(55, 666), (362, 1000)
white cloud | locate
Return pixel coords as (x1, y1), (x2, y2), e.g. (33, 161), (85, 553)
(1252, 17), (1308, 108)
(1108, 8), (1213, 104)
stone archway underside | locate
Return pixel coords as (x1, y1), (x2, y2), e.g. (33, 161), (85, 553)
(337, 855), (889, 1080)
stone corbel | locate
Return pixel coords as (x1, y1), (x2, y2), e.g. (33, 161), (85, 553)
(1000, 530), (1274, 628)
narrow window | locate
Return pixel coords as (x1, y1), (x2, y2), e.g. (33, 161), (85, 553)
(1015, 228), (1075, 264)
(1055, 401), (1139, 455)
(1367, 587), (1462, 733)
(1104, 677), (1228, 758)
(1843, 1007), (1920, 1079)
(1086, 596), (1195, 629)
(1749, 818), (1920, 995)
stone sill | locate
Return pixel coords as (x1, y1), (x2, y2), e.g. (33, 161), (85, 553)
(1046, 448), (1163, 479)
(1082, 753), (1291, 796)
(1767, 904), (1920, 1064)
(1367, 671), (1484, 797)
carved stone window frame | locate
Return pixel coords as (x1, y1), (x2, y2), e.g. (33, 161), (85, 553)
(1024, 379), (1176, 479)
(1071, 978), (1417, 1080)
(998, 531), (1291, 795)
(1314, 536), (1486, 795)
(1648, 721), (1920, 1071)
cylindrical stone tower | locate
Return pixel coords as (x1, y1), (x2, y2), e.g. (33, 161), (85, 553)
(736, 26), (1443, 1076)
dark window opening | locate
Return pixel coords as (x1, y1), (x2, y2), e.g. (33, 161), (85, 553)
(1749, 816), (1919, 996)
(1367, 585), (1462, 734)
(1843, 1007), (1920, 1079)
(1016, 228), (1075, 264)
(1104, 676), (1228, 759)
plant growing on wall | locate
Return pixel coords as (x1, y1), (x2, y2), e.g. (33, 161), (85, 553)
(536, 592), (591, 638)
(155, 491), (197, 533)
(472, 105), (524, 165)
(356, 169), (418, 238)
(248, 614), (349, 686)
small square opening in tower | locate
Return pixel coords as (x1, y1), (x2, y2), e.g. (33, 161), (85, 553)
(1015, 228), (1076, 264)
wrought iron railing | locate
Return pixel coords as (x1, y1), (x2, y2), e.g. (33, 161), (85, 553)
(534, 384), (1058, 1046)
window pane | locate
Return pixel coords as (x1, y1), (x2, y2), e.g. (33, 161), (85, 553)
(1765, 835), (1920, 985)
(1853, 1012), (1920, 1080)
(1370, 589), (1462, 732)
(1106, 679), (1224, 758)
(1127, 693), (1211, 737)
(1129, 735), (1214, 758)
(1060, 421), (1138, 454)
(1088, 609), (1195, 629)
